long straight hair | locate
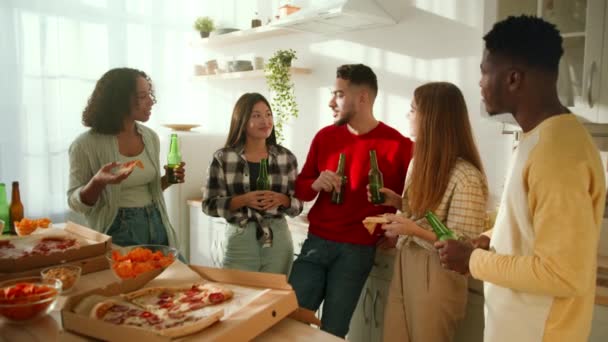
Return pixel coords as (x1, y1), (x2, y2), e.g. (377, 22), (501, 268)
(407, 82), (485, 216)
(224, 93), (277, 148)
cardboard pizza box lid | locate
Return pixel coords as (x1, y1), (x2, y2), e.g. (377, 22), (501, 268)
(61, 262), (298, 341)
(0, 252), (109, 282)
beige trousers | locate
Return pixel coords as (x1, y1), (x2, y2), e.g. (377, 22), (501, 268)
(383, 242), (468, 342)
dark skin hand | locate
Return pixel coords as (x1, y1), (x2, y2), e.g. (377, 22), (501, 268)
(435, 235), (491, 275)
(161, 162), (186, 190)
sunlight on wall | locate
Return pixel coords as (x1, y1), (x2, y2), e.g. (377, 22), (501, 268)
(413, 0), (482, 28)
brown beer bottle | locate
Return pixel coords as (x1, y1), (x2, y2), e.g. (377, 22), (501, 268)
(331, 153), (346, 204)
(9, 181), (23, 234)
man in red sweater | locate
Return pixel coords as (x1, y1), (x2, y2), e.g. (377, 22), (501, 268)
(289, 64), (413, 338)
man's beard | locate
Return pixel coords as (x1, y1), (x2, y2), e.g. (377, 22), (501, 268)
(334, 110), (353, 126)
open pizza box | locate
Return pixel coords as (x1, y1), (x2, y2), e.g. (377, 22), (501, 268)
(61, 261), (299, 341)
(0, 221), (111, 274)
(0, 253), (108, 282)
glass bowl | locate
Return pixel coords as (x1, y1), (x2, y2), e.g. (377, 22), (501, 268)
(41, 264), (82, 293)
(106, 244), (178, 280)
(0, 276), (62, 324)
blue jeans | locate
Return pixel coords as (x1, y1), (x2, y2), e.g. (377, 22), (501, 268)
(107, 204), (169, 247)
(288, 234), (376, 338)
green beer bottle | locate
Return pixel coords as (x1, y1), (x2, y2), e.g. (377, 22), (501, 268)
(425, 211), (458, 241)
(167, 133), (182, 184)
(256, 158), (271, 191)
(331, 153), (346, 204)
(369, 150), (384, 204)
(0, 183), (10, 235)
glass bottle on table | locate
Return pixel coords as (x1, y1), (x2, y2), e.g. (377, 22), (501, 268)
(331, 153), (346, 204)
(166, 133), (182, 184)
(9, 181), (23, 234)
(369, 150), (385, 204)
(256, 158), (271, 191)
(0, 183), (10, 235)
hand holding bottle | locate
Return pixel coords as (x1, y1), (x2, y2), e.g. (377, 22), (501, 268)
(164, 162), (186, 183)
(312, 170), (342, 193)
(231, 191), (266, 211)
(366, 186), (401, 208)
(258, 191), (290, 211)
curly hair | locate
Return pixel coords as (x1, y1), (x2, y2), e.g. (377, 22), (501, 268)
(82, 68), (156, 134)
(483, 15), (563, 72)
(336, 64), (378, 99)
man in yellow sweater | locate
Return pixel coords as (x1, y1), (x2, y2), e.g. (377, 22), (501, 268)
(436, 16), (605, 342)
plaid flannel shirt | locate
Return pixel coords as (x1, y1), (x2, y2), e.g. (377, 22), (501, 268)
(398, 158), (488, 250)
(202, 144), (303, 236)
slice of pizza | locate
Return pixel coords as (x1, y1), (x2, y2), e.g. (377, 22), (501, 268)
(89, 298), (222, 338)
(362, 215), (390, 235)
(117, 160), (144, 174)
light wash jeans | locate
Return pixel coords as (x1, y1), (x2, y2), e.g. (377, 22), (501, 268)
(106, 203), (169, 247)
(223, 217), (294, 276)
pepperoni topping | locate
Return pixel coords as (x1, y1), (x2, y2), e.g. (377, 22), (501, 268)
(159, 291), (173, 299)
(209, 292), (225, 304)
(189, 303), (205, 310)
(140, 311), (153, 318)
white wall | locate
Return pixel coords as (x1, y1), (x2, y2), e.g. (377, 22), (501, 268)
(178, 0), (513, 205)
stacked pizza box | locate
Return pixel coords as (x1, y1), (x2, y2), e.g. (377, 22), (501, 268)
(62, 261), (298, 341)
(0, 221), (111, 281)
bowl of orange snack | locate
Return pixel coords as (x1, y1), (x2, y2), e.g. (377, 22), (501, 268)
(0, 276), (62, 323)
(106, 245), (177, 280)
(15, 217), (52, 236)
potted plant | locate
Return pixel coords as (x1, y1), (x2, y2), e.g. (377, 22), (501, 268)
(264, 49), (298, 143)
(193, 16), (215, 38)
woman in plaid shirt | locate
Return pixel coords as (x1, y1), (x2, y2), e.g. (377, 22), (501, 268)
(375, 82), (489, 342)
(202, 93), (303, 276)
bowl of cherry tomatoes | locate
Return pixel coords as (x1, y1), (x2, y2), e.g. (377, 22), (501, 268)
(0, 276), (62, 323)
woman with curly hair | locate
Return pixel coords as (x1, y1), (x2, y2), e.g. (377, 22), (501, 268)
(67, 67), (185, 247)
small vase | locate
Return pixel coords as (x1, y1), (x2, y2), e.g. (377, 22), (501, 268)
(200, 31), (210, 38)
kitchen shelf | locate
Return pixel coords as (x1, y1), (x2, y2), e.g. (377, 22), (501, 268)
(194, 67), (312, 80)
(191, 25), (294, 48)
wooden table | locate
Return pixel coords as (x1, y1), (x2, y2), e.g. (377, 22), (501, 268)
(0, 267), (342, 342)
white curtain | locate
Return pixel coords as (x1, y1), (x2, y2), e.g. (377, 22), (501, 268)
(0, 0), (204, 223)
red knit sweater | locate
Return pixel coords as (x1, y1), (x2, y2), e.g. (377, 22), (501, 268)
(296, 122), (413, 245)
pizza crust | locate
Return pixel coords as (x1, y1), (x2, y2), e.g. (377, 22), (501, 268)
(362, 216), (390, 235)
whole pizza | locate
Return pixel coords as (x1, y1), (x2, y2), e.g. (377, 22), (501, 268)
(88, 283), (233, 337)
(0, 236), (79, 259)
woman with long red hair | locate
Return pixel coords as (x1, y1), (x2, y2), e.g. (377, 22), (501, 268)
(375, 82), (488, 341)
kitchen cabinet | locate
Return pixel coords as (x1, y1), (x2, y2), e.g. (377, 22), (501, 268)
(348, 248), (395, 342)
(486, 0), (607, 123)
(188, 203), (226, 268)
